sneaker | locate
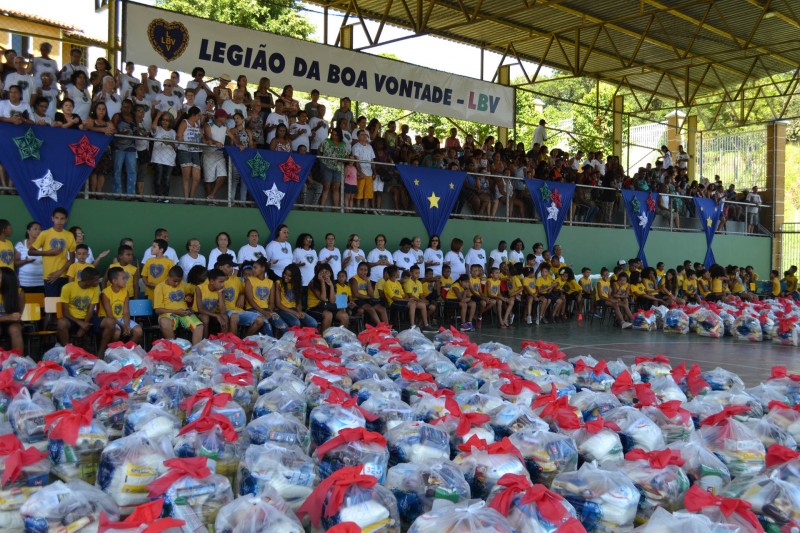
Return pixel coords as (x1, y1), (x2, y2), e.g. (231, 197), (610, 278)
(525, 315), (533, 325)
(535, 316), (540, 325)
(621, 321), (633, 329)
(422, 324), (437, 332)
(508, 313), (515, 325)
(460, 322), (473, 332)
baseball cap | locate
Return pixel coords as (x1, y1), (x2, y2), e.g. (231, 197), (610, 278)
(214, 109), (228, 119)
(617, 259), (627, 266)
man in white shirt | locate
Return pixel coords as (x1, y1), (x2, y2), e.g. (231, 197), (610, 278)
(532, 119), (547, 148)
(222, 89), (248, 128)
(676, 145), (690, 170)
(745, 186), (763, 233)
(265, 100), (289, 144)
(154, 81), (182, 119)
(29, 43), (58, 88)
(552, 244), (571, 267)
(570, 150), (584, 172)
(591, 152), (606, 176)
(237, 230), (267, 263)
(5, 57), (35, 104)
(464, 235), (487, 272)
(144, 64), (161, 95)
(33, 72), (59, 120)
(308, 104), (329, 154)
(489, 241), (509, 268)
(58, 48), (88, 86)
(140, 228), (180, 264)
(118, 61), (139, 100)
(186, 67), (212, 110)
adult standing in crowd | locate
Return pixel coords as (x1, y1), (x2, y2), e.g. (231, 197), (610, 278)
(265, 224), (293, 278)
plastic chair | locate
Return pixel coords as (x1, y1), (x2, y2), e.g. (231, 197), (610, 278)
(129, 299), (159, 347)
(21, 301), (56, 359)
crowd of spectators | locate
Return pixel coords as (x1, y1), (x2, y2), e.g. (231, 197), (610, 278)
(0, 44), (764, 232)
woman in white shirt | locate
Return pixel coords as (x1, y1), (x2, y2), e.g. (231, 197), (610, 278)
(237, 229), (267, 264)
(443, 237), (467, 279)
(95, 75), (122, 119)
(293, 233), (318, 287)
(207, 231), (233, 270)
(508, 238), (526, 265)
(410, 236), (425, 267)
(318, 233), (342, 278)
(178, 238), (207, 281)
(265, 224), (293, 278)
(342, 234), (366, 281)
(65, 70), (92, 121)
(15, 222), (43, 293)
(423, 235), (444, 277)
(367, 234), (394, 283)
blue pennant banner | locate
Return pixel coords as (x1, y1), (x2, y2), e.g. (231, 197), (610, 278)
(0, 124), (113, 228)
(225, 148), (315, 240)
(693, 197), (722, 268)
(621, 189), (659, 267)
(525, 178), (575, 253)
(397, 166), (466, 238)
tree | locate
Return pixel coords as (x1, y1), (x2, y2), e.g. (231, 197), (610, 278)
(155, 0), (314, 39)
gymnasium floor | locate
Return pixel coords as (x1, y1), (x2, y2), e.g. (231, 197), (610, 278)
(468, 320), (799, 386)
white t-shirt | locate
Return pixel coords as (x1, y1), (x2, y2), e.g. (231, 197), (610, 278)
(509, 250), (525, 265)
(341, 130), (353, 154)
(207, 248), (233, 271)
(100, 92), (122, 119)
(237, 244), (267, 264)
(133, 95), (154, 131)
(423, 247), (444, 277)
(489, 249), (508, 267)
(140, 246), (179, 265)
(265, 112), (288, 144)
(172, 85), (185, 103)
(676, 151), (689, 169)
(352, 143), (375, 176)
(661, 151), (674, 169)
(289, 122), (311, 152)
(65, 84), (92, 120)
(293, 247), (318, 286)
(186, 80), (208, 109)
(367, 248), (394, 283)
(265, 240), (293, 277)
(118, 73), (139, 100)
(147, 77), (162, 95)
(155, 94), (183, 120)
(411, 248), (425, 266)
(31, 57), (59, 87)
(342, 248), (366, 281)
(444, 250), (466, 279)
(318, 247), (342, 278)
(309, 117), (329, 151)
(393, 249), (417, 272)
(0, 100), (32, 120)
(15, 240), (42, 288)
(151, 127), (176, 166)
(221, 99), (247, 128)
(178, 253), (207, 281)
(59, 63), (88, 84)
(4, 72), (35, 103)
(36, 86), (59, 120)
(746, 192), (762, 213)
(464, 248), (487, 271)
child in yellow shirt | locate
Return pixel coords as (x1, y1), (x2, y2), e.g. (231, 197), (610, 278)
(98, 266), (143, 355)
(522, 267), (537, 325)
(557, 267), (582, 320)
(485, 267), (514, 328)
(142, 239), (175, 301)
(57, 266), (100, 346)
(349, 262), (388, 326)
(154, 265), (203, 345)
(403, 265), (436, 330)
(107, 244), (139, 298)
(244, 257), (287, 337)
(468, 264), (494, 329)
(67, 244), (92, 282)
(445, 274), (476, 331)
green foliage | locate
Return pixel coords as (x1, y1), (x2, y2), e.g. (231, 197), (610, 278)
(155, 0), (314, 39)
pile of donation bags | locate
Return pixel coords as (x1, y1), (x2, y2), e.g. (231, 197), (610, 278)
(1, 322), (800, 532)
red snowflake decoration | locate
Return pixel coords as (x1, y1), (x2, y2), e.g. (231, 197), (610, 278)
(279, 156), (302, 183)
(646, 193), (656, 213)
(69, 135), (100, 168)
(549, 188), (562, 209)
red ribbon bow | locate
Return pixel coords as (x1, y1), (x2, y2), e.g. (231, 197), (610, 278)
(296, 466), (378, 527)
(106, 341), (138, 350)
(150, 339), (184, 357)
(357, 323), (392, 344)
(400, 368), (435, 383)
(388, 352), (417, 364)
(574, 360), (609, 375)
(457, 436), (524, 462)
(770, 366), (800, 381)
(489, 473), (533, 516)
(303, 348), (342, 364)
(44, 399), (94, 445)
(209, 332), (243, 344)
(657, 400), (691, 421)
(315, 427), (387, 459)
(532, 387), (559, 409)
(178, 412), (238, 442)
(699, 405), (750, 427)
(520, 484), (573, 525)
(148, 457), (212, 497)
(611, 370), (634, 396)
(778, 315), (799, 335)
(24, 361), (64, 386)
(474, 356), (511, 372)
(683, 485), (763, 532)
(179, 388), (232, 413)
(635, 355), (671, 365)
(499, 373), (542, 396)
(0, 368), (21, 397)
(685, 364), (711, 396)
(65, 344), (98, 360)
(85, 386), (128, 408)
(218, 353), (254, 371)
(326, 523), (361, 533)
(583, 416), (621, 434)
(454, 412), (491, 437)
(611, 371), (657, 405)
(0, 349), (21, 362)
(221, 372), (254, 386)
(765, 444), (800, 467)
(766, 400), (800, 412)
(324, 387), (379, 422)
(146, 348), (184, 372)
(0, 434), (47, 486)
(98, 499), (185, 533)
(315, 360), (349, 376)
(625, 448), (685, 468)
(95, 364), (146, 389)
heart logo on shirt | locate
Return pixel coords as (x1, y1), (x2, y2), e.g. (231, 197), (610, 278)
(169, 290), (185, 302)
(0, 250), (13, 265)
(50, 238), (66, 251)
(306, 255), (314, 264)
(150, 264), (164, 279)
(73, 296), (91, 310)
(147, 19), (190, 62)
(223, 287), (235, 302)
(256, 287), (270, 300)
(203, 298), (217, 311)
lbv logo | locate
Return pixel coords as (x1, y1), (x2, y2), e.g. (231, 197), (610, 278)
(161, 32), (176, 51)
(148, 18), (189, 62)
(468, 91), (500, 113)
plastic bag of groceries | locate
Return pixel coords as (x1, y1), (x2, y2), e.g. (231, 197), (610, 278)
(123, 402), (181, 442)
(95, 433), (173, 514)
(723, 471), (800, 528)
(215, 493), (304, 533)
(764, 444), (800, 484)
(508, 429), (579, 486)
(773, 316), (800, 346)
(45, 399), (108, 484)
(639, 401), (694, 444)
(351, 375), (401, 404)
(719, 310), (735, 336)
(315, 427), (389, 483)
(631, 507), (727, 532)
(734, 315), (763, 342)
(631, 355), (672, 383)
(148, 456), (234, 532)
(174, 414), (242, 484)
(252, 386), (307, 425)
(567, 417), (624, 464)
(146, 375), (198, 419)
(20, 479), (119, 533)
(236, 442), (318, 511)
(386, 421), (450, 466)
(615, 448), (691, 522)
(488, 474), (581, 533)
(551, 462), (640, 532)
(94, 499), (187, 533)
(297, 465), (400, 532)
(766, 401), (800, 442)
(572, 360), (615, 393)
(50, 377), (96, 410)
(309, 392), (370, 451)
(83, 386), (129, 438)
(408, 499), (514, 533)
(385, 461), (471, 529)
(0, 433), (50, 530)
(104, 341), (147, 369)
(604, 406), (666, 452)
(696, 405), (766, 477)
(397, 326), (434, 352)
(257, 371), (306, 396)
(760, 313), (777, 340)
(488, 403), (550, 440)
(695, 309), (724, 338)
(182, 389), (247, 433)
(683, 484), (765, 533)
(569, 390), (621, 422)
(453, 436), (530, 499)
(0, 368), (21, 423)
(743, 416), (797, 449)
(211, 370), (256, 410)
(432, 412), (495, 452)
(92, 363), (154, 402)
(51, 345), (98, 377)
(362, 396), (414, 434)
(663, 309), (690, 334)
(7, 388), (54, 451)
(23, 360), (66, 395)
(324, 325), (360, 348)
(145, 340), (185, 381)
(246, 412), (310, 452)
(631, 309), (658, 332)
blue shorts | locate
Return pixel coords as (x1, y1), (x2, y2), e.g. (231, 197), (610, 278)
(227, 309), (261, 326)
(93, 317), (139, 332)
(344, 184), (358, 194)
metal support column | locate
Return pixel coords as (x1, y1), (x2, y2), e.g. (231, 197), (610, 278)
(497, 65), (510, 147)
(612, 95), (624, 160)
(686, 115), (697, 181)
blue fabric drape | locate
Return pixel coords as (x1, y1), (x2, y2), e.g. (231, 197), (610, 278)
(621, 189), (659, 267)
(525, 178), (575, 253)
(397, 166), (466, 238)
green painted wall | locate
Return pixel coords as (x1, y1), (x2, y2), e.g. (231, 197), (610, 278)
(0, 196), (772, 275)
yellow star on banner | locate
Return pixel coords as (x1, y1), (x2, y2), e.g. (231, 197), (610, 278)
(414, 179), (420, 186)
(428, 192), (440, 208)
(449, 182), (455, 189)
(706, 216), (713, 228)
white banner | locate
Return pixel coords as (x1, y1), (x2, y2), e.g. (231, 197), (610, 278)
(123, 2), (515, 128)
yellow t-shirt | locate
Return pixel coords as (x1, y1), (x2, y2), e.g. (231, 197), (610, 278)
(535, 276), (555, 295)
(615, 282), (630, 298)
(67, 261), (92, 281)
(508, 275), (523, 296)
(335, 283), (352, 303)
(384, 279), (405, 306)
(99, 286), (127, 319)
(421, 280), (434, 297)
(375, 278), (386, 299)
(351, 275), (370, 298)
(630, 282), (646, 297)
(785, 275), (798, 292)
(596, 279), (611, 300)
(0, 240), (13, 268)
(278, 281), (298, 310)
(108, 262), (138, 298)
(248, 276), (274, 310)
(222, 276), (244, 312)
(731, 278), (746, 294)
(711, 278), (724, 294)
(60, 281), (99, 320)
(194, 280), (221, 313)
(154, 281), (189, 312)
(656, 268), (665, 279)
(523, 277), (537, 297)
(307, 285), (325, 309)
(403, 278), (423, 298)
(485, 278), (502, 298)
(142, 257), (174, 299)
(579, 277), (593, 293)
(643, 279), (657, 295)
(31, 228), (76, 280)
(698, 279), (710, 297)
(683, 278), (697, 296)
(772, 278), (782, 297)
(439, 276), (454, 295)
(469, 276), (484, 297)
(676, 273), (686, 288)
(446, 282), (462, 300)
(560, 279), (581, 295)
